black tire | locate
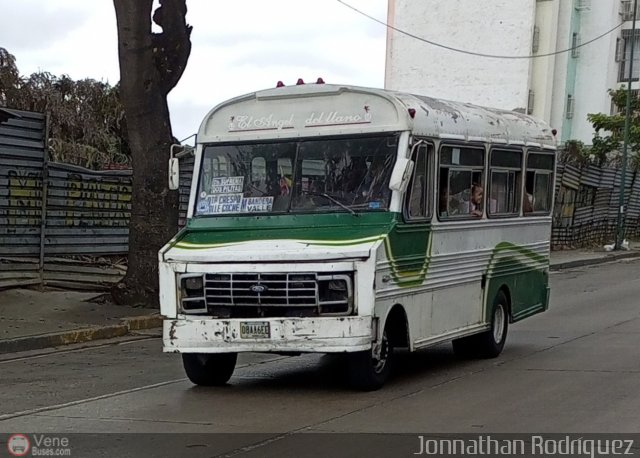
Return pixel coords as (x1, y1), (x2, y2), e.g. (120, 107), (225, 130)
(451, 334), (478, 359)
(182, 353), (238, 386)
(452, 291), (509, 359)
(475, 290), (509, 358)
(347, 329), (393, 391)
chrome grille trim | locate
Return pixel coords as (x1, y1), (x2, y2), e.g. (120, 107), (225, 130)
(205, 273), (318, 307)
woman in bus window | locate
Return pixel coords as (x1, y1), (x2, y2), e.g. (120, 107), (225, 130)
(456, 183), (484, 216)
(469, 183), (484, 217)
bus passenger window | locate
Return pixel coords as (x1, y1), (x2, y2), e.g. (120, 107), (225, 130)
(406, 144), (430, 220)
(488, 149), (522, 217)
(524, 152), (554, 215)
(439, 146), (484, 218)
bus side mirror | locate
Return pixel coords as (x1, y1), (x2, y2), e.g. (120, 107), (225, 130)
(389, 157), (413, 194)
(168, 157), (180, 190)
(168, 142), (195, 191)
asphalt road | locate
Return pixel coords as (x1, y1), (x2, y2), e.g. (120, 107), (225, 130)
(1, 259), (639, 457)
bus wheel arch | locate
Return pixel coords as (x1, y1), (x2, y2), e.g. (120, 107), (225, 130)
(345, 304), (407, 391)
(384, 303), (410, 349)
(496, 285), (513, 323)
(453, 288), (510, 359)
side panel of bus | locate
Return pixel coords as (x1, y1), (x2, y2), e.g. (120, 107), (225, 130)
(373, 139), (554, 350)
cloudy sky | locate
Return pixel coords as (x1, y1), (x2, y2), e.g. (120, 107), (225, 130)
(0, 0), (388, 142)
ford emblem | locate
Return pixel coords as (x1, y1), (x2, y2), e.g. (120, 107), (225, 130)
(250, 284), (268, 293)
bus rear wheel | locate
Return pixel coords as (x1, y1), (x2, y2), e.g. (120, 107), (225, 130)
(475, 291), (509, 358)
(346, 329), (393, 391)
(182, 353), (238, 386)
(452, 291), (509, 359)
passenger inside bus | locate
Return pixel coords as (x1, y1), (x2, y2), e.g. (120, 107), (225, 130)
(468, 183), (484, 216)
(454, 183), (483, 217)
(353, 156), (392, 206)
(524, 172), (535, 213)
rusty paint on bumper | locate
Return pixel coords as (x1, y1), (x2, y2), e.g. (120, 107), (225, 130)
(162, 316), (372, 353)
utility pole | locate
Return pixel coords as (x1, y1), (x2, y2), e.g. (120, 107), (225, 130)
(616, 0), (638, 250)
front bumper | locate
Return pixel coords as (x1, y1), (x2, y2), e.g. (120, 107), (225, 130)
(163, 316), (372, 353)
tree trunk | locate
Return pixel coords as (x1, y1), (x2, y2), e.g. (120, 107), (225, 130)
(112, 0), (191, 307)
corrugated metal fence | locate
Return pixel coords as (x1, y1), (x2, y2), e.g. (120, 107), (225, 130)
(1, 108), (639, 289)
(0, 109), (45, 288)
(552, 163), (640, 248)
(1, 108), (195, 290)
(1, 109), (132, 289)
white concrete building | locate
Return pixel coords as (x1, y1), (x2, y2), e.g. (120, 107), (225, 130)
(385, 0), (637, 144)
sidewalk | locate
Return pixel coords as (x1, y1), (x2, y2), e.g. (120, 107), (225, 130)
(549, 240), (640, 271)
(1, 244), (639, 354)
(0, 289), (161, 354)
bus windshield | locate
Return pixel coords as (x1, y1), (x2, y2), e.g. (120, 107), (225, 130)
(194, 134), (399, 216)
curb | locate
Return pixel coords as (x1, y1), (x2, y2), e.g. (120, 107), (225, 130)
(550, 251), (640, 271)
(0, 314), (163, 355)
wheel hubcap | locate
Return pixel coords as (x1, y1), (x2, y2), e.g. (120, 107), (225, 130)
(493, 305), (505, 343)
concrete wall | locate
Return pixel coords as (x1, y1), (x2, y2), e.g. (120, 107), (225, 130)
(571, 1), (620, 143)
(549, 0), (573, 139)
(531, 0), (561, 122)
(386, 0), (623, 145)
(385, 0), (537, 111)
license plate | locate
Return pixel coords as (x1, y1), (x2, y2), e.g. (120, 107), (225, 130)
(240, 321), (270, 339)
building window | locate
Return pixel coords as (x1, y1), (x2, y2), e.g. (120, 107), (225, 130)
(616, 38), (625, 62)
(532, 26), (540, 54)
(620, 0), (637, 21)
(566, 94), (575, 119)
(575, 0), (591, 10)
(611, 89), (639, 115)
(618, 30), (640, 82)
(571, 33), (581, 58)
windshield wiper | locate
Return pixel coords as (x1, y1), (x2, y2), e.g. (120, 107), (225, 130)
(304, 192), (358, 216)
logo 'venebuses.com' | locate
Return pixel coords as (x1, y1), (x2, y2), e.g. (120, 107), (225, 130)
(7, 434), (30, 457)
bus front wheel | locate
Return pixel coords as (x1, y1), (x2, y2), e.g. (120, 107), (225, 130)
(182, 353), (238, 386)
(347, 329), (393, 391)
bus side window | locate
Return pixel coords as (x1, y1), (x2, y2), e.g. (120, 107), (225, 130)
(438, 170), (449, 217)
(438, 145), (485, 218)
(405, 144), (430, 220)
(488, 149), (522, 217)
(524, 152), (554, 215)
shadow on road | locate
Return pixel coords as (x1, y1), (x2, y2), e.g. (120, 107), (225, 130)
(182, 343), (494, 394)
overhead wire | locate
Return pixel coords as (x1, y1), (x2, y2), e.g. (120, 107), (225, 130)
(337, 0), (625, 59)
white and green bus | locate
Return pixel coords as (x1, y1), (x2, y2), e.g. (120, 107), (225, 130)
(160, 82), (556, 390)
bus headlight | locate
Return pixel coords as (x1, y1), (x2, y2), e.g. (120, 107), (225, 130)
(178, 274), (207, 313)
(317, 274), (353, 315)
(183, 276), (204, 294)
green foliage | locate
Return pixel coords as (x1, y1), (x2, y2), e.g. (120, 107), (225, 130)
(586, 87), (640, 170)
(0, 47), (129, 169)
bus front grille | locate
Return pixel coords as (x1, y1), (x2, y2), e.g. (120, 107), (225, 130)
(204, 273), (318, 308)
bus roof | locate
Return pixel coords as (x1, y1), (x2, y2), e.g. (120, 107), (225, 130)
(198, 83), (556, 149)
